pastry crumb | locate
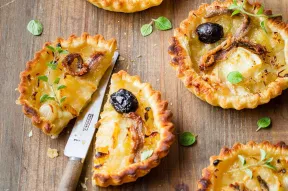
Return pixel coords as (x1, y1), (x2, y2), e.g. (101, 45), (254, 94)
(28, 130), (33, 137)
(118, 56), (125, 61)
(80, 177), (89, 190)
(47, 148), (59, 159)
(136, 55), (142, 58)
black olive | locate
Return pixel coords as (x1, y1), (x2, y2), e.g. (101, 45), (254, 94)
(196, 22), (224, 44)
(213, 159), (221, 166)
(110, 89), (139, 114)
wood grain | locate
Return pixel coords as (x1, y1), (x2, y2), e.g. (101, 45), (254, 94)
(0, 0), (287, 190)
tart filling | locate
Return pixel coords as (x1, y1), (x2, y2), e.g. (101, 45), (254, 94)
(92, 71), (174, 187)
(198, 141), (288, 191)
(88, 0), (163, 13)
(168, 0), (288, 109)
(17, 33), (117, 138)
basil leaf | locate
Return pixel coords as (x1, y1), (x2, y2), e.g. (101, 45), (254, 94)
(140, 150), (153, 161)
(265, 157), (273, 163)
(260, 149), (266, 161)
(257, 5), (264, 15)
(57, 85), (67, 90)
(227, 71), (243, 84)
(238, 155), (246, 165)
(179, 132), (196, 146)
(27, 20), (43, 36)
(60, 96), (67, 103)
(54, 77), (60, 84)
(47, 61), (57, 70)
(38, 75), (48, 82)
(260, 21), (267, 33)
(231, 10), (241, 17)
(264, 163), (277, 171)
(244, 169), (253, 179)
(46, 45), (56, 52)
(154, 17), (172, 31)
(256, 117), (271, 131)
(141, 24), (153, 37)
(40, 94), (55, 103)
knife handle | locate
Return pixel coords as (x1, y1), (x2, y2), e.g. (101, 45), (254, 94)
(58, 157), (84, 191)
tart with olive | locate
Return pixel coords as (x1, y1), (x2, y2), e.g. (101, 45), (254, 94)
(168, 0), (288, 109)
(88, 0), (163, 13)
(198, 141), (288, 191)
(92, 70), (175, 187)
(17, 33), (117, 138)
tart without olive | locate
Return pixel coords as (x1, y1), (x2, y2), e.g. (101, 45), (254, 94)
(17, 33), (117, 138)
(168, 0), (288, 110)
(198, 141), (288, 191)
(92, 70), (175, 187)
(88, 0), (163, 13)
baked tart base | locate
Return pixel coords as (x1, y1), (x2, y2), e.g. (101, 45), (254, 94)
(17, 33), (117, 138)
(92, 70), (175, 187)
(198, 141), (288, 191)
(88, 0), (163, 13)
(168, 0), (288, 110)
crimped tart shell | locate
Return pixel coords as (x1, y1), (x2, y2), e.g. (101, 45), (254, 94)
(88, 0), (163, 13)
(17, 33), (117, 138)
(92, 70), (175, 187)
(198, 141), (288, 191)
(168, 0), (288, 110)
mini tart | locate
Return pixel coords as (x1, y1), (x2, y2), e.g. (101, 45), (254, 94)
(168, 0), (288, 110)
(92, 70), (175, 187)
(198, 141), (288, 191)
(17, 33), (117, 138)
(88, 0), (163, 13)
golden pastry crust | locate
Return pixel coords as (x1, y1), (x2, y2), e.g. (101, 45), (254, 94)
(17, 33), (117, 138)
(92, 70), (175, 187)
(168, 0), (288, 110)
(197, 141), (288, 191)
(88, 0), (163, 13)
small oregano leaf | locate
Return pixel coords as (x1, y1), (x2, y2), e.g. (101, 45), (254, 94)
(57, 85), (67, 90)
(141, 24), (153, 37)
(153, 17), (172, 31)
(40, 94), (55, 103)
(46, 45), (56, 52)
(257, 5), (264, 15)
(179, 132), (197, 146)
(54, 77), (60, 84)
(256, 117), (271, 131)
(227, 71), (243, 84)
(60, 96), (67, 103)
(260, 149), (266, 161)
(265, 157), (273, 163)
(244, 169), (253, 179)
(260, 21), (267, 33)
(228, 4), (239, 10)
(231, 10), (241, 17)
(238, 155), (246, 165)
(264, 163), (277, 171)
(38, 75), (48, 82)
(27, 20), (43, 36)
(140, 150), (153, 161)
(47, 61), (57, 70)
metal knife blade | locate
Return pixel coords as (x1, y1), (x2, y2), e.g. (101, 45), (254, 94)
(64, 52), (119, 159)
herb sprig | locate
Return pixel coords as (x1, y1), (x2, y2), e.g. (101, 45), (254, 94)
(229, 149), (277, 178)
(256, 117), (271, 131)
(39, 44), (69, 106)
(141, 16), (172, 37)
(228, 0), (281, 32)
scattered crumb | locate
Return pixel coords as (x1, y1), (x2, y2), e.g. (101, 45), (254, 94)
(118, 56), (125, 61)
(47, 148), (59, 159)
(153, 44), (157, 47)
(170, 103), (173, 106)
(124, 32), (127, 35)
(136, 55), (142, 58)
(80, 177), (89, 190)
(67, 130), (70, 134)
(128, 45), (130, 48)
(156, 79), (160, 81)
(28, 130), (33, 138)
(130, 60), (135, 62)
(15, 88), (18, 91)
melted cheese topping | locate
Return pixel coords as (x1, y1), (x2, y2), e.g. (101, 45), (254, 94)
(93, 76), (159, 174)
(189, 10), (287, 97)
(23, 42), (115, 136)
(211, 148), (288, 191)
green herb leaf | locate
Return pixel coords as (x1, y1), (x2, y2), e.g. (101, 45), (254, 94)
(233, 0), (237, 5)
(38, 75), (48, 82)
(179, 132), (197, 146)
(256, 117), (271, 131)
(260, 21), (267, 33)
(27, 20), (43, 36)
(238, 155), (246, 165)
(153, 17), (172, 31)
(265, 157), (273, 163)
(47, 45), (56, 52)
(54, 77), (60, 84)
(263, 163), (277, 171)
(227, 71), (243, 84)
(59, 49), (69, 54)
(140, 150), (153, 161)
(260, 149), (266, 161)
(228, 4), (239, 10)
(47, 61), (57, 70)
(40, 94), (55, 103)
(60, 96), (67, 103)
(231, 10), (241, 17)
(57, 85), (67, 90)
(244, 169), (253, 179)
(257, 5), (264, 15)
(141, 24), (153, 37)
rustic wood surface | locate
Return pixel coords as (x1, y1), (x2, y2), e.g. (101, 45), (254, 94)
(0, 0), (288, 190)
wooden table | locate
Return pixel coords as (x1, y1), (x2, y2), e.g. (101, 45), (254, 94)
(1, 0), (288, 190)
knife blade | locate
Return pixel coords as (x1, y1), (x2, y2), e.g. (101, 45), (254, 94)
(58, 52), (119, 191)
